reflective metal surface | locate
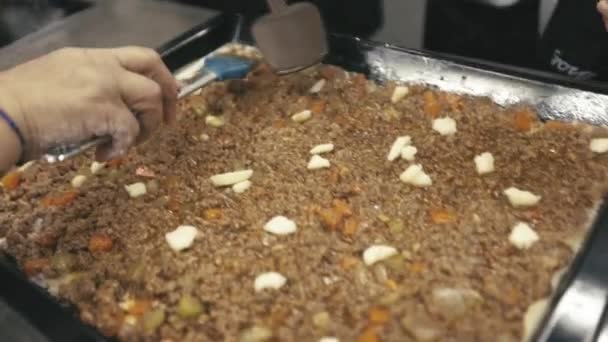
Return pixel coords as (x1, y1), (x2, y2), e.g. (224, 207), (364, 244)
(0, 0), (218, 70)
(345, 38), (608, 125)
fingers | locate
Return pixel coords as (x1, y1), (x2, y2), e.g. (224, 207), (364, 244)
(111, 46), (178, 125)
(95, 106), (140, 161)
(117, 71), (164, 144)
(598, 0), (608, 31)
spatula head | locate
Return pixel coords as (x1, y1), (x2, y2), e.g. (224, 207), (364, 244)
(252, 2), (328, 74)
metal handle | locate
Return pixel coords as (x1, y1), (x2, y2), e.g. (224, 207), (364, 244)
(41, 71), (217, 164)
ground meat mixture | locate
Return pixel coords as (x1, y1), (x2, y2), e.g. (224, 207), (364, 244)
(1, 62), (608, 342)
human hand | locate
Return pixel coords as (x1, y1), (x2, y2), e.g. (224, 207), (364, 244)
(598, 0), (608, 31)
(0, 46), (178, 162)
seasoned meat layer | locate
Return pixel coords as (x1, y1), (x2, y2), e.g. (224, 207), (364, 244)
(1, 63), (608, 342)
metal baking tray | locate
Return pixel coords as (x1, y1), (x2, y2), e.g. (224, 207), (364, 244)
(2, 12), (608, 342)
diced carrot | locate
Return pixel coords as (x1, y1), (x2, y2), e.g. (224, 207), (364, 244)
(429, 208), (457, 224)
(385, 279), (398, 290)
(513, 108), (536, 132)
(311, 100), (326, 115)
(41, 191), (78, 207)
(317, 208), (342, 231)
(268, 305), (290, 327)
(343, 217), (359, 237)
(352, 74), (367, 88)
(164, 175), (181, 190)
(545, 120), (573, 131)
(327, 168), (341, 184)
(1, 171), (21, 190)
(368, 306), (391, 325)
(357, 326), (379, 342)
(521, 208), (543, 223)
(272, 119), (287, 129)
(334, 114), (348, 126)
(332, 199), (353, 217)
(135, 166), (156, 178)
(423, 91), (442, 118)
(23, 258), (50, 276)
(107, 157), (126, 167)
(320, 66), (339, 80)
(502, 287), (524, 306)
(409, 261), (427, 274)
(35, 232), (59, 248)
(166, 196), (181, 212)
(444, 93), (464, 112)
(88, 233), (113, 253)
(340, 256), (359, 271)
(128, 299), (152, 316)
(203, 208), (224, 220)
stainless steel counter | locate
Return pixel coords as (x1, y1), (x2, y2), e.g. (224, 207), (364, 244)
(0, 0), (219, 70)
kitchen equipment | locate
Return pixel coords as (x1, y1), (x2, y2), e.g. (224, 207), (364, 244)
(41, 54), (254, 164)
(251, 0), (328, 74)
(4, 13), (608, 341)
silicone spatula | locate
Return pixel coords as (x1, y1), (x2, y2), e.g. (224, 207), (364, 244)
(252, 0), (328, 74)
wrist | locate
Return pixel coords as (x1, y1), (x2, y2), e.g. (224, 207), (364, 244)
(0, 74), (35, 162)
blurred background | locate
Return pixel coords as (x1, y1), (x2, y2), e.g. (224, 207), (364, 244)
(0, 0), (604, 79)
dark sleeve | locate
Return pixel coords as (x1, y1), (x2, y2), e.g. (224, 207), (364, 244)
(537, 0), (608, 81)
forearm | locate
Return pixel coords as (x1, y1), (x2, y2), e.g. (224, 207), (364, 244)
(0, 91), (24, 175)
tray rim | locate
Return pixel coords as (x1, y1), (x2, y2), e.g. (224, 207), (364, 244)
(1, 12), (607, 342)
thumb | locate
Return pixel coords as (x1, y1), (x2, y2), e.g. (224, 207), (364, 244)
(94, 106), (140, 161)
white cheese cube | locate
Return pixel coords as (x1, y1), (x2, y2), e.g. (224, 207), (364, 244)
(432, 117), (458, 136)
(387, 136), (412, 161)
(363, 245), (398, 266)
(308, 155), (331, 170)
(165, 225), (198, 252)
(509, 222), (539, 250)
(401, 145), (418, 161)
(400, 164), (432, 187)
(90, 161), (106, 174)
(309, 79), (327, 93)
(210, 170), (253, 187)
(232, 180), (252, 193)
(292, 110), (312, 123)
(474, 152), (495, 175)
(71, 175), (87, 188)
(254, 272), (287, 292)
(310, 143), (335, 155)
(590, 138), (608, 153)
(391, 86), (410, 103)
(264, 216), (297, 235)
(124, 182), (147, 198)
(504, 187), (541, 207)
